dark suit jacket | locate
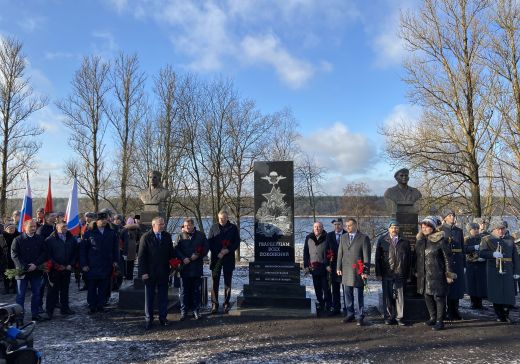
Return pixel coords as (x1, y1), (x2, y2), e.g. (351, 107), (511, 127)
(138, 230), (175, 284)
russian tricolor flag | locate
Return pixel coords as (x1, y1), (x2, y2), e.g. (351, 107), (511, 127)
(65, 177), (80, 236)
(18, 175), (33, 233)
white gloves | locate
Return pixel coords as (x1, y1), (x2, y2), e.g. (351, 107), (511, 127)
(493, 251), (503, 259)
(474, 245), (480, 251)
(514, 275), (520, 280)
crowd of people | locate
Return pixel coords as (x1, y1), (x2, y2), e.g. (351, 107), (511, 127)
(0, 207), (240, 330)
(1, 205), (519, 332)
(304, 212), (520, 330)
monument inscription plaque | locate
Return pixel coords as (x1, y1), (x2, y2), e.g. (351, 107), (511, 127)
(238, 161), (310, 310)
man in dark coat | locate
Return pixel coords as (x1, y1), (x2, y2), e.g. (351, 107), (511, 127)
(121, 218), (140, 281)
(337, 218), (371, 326)
(45, 222), (78, 318)
(175, 218), (208, 320)
(36, 212), (57, 313)
(375, 220), (410, 326)
(325, 218), (345, 316)
(480, 220), (520, 323)
(2, 222), (19, 294)
(80, 212), (119, 314)
(11, 220), (47, 321)
(440, 210), (465, 320)
(304, 221), (330, 316)
(463, 222), (486, 309)
(138, 216), (175, 329)
(415, 217), (456, 331)
(208, 209), (240, 314)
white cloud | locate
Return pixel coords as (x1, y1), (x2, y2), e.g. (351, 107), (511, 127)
(298, 122), (378, 176)
(241, 34), (314, 89)
(44, 51), (76, 60)
(108, 0), (356, 88)
(17, 16), (46, 33)
(91, 31), (119, 59)
(382, 103), (422, 129)
(106, 0), (128, 13)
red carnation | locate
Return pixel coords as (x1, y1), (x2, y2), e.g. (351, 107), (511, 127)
(195, 245), (204, 256)
(356, 259), (364, 275)
(169, 258), (182, 269)
(222, 239), (230, 248)
(326, 248), (335, 261)
(45, 260), (53, 272)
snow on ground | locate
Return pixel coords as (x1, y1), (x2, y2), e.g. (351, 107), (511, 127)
(1, 256), (518, 363)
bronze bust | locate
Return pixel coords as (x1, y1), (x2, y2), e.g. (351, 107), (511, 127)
(139, 170), (170, 213)
(384, 168), (422, 214)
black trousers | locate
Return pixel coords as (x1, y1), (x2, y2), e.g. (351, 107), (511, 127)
(446, 298), (460, 316)
(331, 279), (341, 311)
(46, 271), (71, 314)
(424, 294), (445, 322)
(470, 296), (483, 308)
(211, 270), (232, 305)
(125, 260), (135, 280)
(312, 273), (331, 309)
(493, 303), (510, 320)
(180, 277), (201, 313)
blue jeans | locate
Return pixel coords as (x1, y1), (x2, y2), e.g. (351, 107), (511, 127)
(343, 285), (364, 319)
(144, 280), (168, 322)
(180, 277), (201, 314)
(16, 275), (42, 317)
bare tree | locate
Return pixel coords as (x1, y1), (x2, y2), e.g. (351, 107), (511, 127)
(57, 55), (111, 211)
(263, 108), (301, 161)
(0, 37), (46, 217)
(224, 98), (274, 261)
(107, 52), (146, 215)
(381, 0), (495, 216)
(295, 152), (325, 222)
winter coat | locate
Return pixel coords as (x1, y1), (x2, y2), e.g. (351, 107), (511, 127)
(464, 235), (487, 298)
(0, 235), (8, 268)
(303, 231), (328, 276)
(441, 224), (465, 299)
(138, 230), (175, 284)
(122, 224), (140, 261)
(375, 233), (410, 281)
(337, 231), (371, 287)
(80, 225), (119, 280)
(415, 231), (456, 296)
(480, 235), (520, 305)
(11, 233), (47, 279)
(3, 231), (19, 269)
(208, 221), (240, 273)
(325, 230), (345, 274)
(175, 229), (208, 278)
(36, 223), (55, 241)
(45, 231), (78, 268)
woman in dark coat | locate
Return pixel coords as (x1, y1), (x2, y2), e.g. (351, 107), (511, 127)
(415, 217), (456, 331)
(463, 222), (487, 309)
(2, 222), (19, 294)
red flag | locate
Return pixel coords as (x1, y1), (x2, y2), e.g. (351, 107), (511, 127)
(44, 174), (53, 214)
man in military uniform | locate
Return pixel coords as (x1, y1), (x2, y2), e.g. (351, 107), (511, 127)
(440, 209), (464, 321)
(480, 220), (520, 323)
(325, 218), (345, 316)
(463, 222), (486, 309)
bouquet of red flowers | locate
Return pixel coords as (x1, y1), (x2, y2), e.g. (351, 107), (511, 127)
(5, 261), (51, 280)
(169, 258), (183, 276)
(326, 248), (335, 289)
(352, 259), (370, 294)
(211, 239), (231, 278)
(195, 245), (204, 257)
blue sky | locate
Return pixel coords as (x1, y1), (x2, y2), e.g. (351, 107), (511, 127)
(0, 0), (421, 198)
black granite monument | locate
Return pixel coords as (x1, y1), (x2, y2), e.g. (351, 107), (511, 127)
(237, 161), (310, 310)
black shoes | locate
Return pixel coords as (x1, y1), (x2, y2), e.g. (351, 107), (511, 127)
(342, 315), (355, 323)
(145, 321), (153, 330)
(356, 318), (365, 326)
(210, 304), (219, 315)
(424, 318), (436, 326)
(61, 309), (75, 315)
(193, 311), (201, 320)
(159, 319), (170, 327)
(223, 303), (231, 314)
(179, 312), (187, 321)
(432, 321), (444, 331)
(397, 319), (406, 326)
(31, 315), (47, 322)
